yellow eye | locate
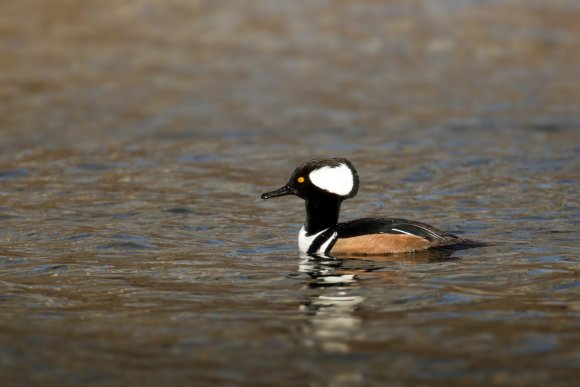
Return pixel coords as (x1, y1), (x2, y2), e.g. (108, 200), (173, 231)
(297, 177), (305, 183)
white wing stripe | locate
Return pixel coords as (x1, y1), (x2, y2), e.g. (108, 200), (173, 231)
(392, 226), (443, 240)
(391, 228), (415, 236)
(412, 224), (444, 239)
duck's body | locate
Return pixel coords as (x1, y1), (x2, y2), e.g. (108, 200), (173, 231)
(261, 158), (481, 257)
(298, 218), (469, 256)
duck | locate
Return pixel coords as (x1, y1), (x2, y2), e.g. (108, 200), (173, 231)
(261, 158), (483, 257)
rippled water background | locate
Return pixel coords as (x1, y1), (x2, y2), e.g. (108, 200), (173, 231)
(1, 1), (579, 385)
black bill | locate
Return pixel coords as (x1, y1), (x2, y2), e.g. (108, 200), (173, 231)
(261, 185), (294, 199)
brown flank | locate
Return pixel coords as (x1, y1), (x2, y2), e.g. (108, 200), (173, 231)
(330, 234), (434, 256)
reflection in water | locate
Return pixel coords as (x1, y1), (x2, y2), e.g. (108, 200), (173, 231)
(299, 254), (364, 354)
(297, 250), (470, 385)
(298, 250), (460, 354)
(1, 0), (578, 384)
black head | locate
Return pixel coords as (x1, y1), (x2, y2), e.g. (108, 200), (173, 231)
(261, 158), (359, 201)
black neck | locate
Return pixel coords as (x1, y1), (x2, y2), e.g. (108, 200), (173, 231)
(304, 195), (342, 235)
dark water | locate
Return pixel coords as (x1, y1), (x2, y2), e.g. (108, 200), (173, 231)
(1, 1), (579, 386)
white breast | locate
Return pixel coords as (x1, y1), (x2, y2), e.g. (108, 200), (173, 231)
(298, 226), (337, 255)
(299, 226), (324, 253)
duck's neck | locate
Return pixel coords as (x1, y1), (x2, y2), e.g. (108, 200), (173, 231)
(304, 196), (342, 235)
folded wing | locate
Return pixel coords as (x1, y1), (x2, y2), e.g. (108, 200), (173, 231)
(329, 218), (466, 256)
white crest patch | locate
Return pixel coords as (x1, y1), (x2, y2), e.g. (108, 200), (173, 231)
(309, 163), (354, 196)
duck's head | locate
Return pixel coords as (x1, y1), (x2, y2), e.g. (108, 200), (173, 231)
(261, 158), (359, 201)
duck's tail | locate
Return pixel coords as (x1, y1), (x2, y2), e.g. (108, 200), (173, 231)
(436, 237), (490, 251)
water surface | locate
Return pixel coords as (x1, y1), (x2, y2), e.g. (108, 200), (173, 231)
(0, 1), (579, 385)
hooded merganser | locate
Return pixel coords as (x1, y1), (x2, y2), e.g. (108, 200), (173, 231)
(261, 158), (482, 257)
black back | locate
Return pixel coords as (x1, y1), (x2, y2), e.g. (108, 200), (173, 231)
(333, 218), (458, 242)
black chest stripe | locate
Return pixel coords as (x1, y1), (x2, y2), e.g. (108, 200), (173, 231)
(307, 229), (338, 255)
